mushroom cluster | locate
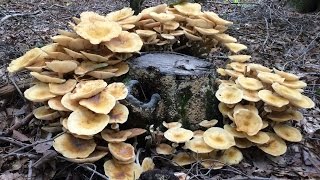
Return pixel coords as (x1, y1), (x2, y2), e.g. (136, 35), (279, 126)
(7, 10), (151, 179)
(131, 2), (243, 55)
(216, 59), (315, 157)
(155, 120), (242, 169)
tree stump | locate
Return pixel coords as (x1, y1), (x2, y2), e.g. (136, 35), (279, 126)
(125, 52), (221, 130)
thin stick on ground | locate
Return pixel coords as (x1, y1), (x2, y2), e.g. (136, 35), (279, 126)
(0, 10), (40, 24)
(27, 160), (33, 180)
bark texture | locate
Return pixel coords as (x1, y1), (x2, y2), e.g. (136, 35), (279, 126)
(125, 52), (221, 130)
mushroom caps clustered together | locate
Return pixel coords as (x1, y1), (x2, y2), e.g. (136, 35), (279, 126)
(215, 47), (315, 158)
(7, 8), (153, 180)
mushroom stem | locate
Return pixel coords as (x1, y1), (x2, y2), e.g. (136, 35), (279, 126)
(111, 123), (120, 131)
(58, 73), (64, 79)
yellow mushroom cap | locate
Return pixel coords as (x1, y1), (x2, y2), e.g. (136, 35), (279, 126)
(70, 80), (107, 100)
(106, 7), (134, 21)
(33, 106), (60, 121)
(66, 150), (108, 163)
(273, 68), (299, 81)
(214, 33), (237, 43)
(156, 143), (174, 155)
(258, 90), (289, 108)
(174, 2), (201, 16)
(215, 86), (243, 104)
(229, 62), (247, 73)
(104, 31), (143, 53)
(224, 43), (247, 53)
(194, 26), (219, 35)
(241, 88), (260, 102)
(237, 76), (263, 91)
(279, 80), (307, 89)
(105, 82), (128, 100)
(30, 72), (66, 84)
(7, 47), (44, 73)
(257, 132), (287, 156)
(164, 127), (193, 143)
(183, 30), (202, 41)
(48, 96), (70, 111)
(289, 94), (315, 109)
(217, 68), (227, 76)
(74, 61), (108, 75)
(162, 121), (182, 129)
(46, 60), (78, 74)
(123, 128), (147, 139)
(234, 138), (253, 148)
(220, 147), (243, 165)
(101, 129), (131, 143)
(204, 11), (233, 26)
(53, 133), (96, 159)
(234, 109), (263, 136)
(223, 124), (246, 138)
(141, 157), (155, 172)
(75, 20), (122, 44)
(172, 152), (196, 166)
(199, 119), (218, 128)
(273, 124), (302, 142)
(80, 11), (108, 22)
(246, 131), (270, 144)
(228, 55), (251, 62)
(79, 90), (116, 114)
(225, 69), (244, 78)
(186, 18), (214, 29)
(272, 82), (302, 101)
(136, 30), (157, 37)
(149, 12), (175, 23)
(61, 92), (80, 111)
(203, 127), (235, 150)
(108, 103), (129, 124)
(267, 110), (293, 122)
(290, 110), (304, 121)
(257, 72), (285, 84)
(49, 79), (77, 95)
(67, 108), (109, 136)
(24, 83), (57, 102)
(247, 63), (272, 72)
(185, 137), (214, 153)
(108, 142), (135, 162)
(104, 160), (142, 180)
(218, 102), (233, 117)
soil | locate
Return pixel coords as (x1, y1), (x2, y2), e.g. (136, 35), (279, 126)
(0, 0), (319, 179)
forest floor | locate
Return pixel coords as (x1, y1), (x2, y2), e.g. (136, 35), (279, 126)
(0, 0), (320, 179)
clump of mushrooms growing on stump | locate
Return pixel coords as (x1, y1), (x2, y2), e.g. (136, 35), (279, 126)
(6, 2), (316, 179)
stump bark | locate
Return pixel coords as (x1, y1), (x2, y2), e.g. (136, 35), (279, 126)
(125, 52), (221, 130)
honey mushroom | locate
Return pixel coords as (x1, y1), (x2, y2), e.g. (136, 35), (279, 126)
(6, 2), (317, 177)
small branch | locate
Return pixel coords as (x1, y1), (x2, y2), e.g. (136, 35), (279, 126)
(9, 76), (26, 102)
(3, 139), (53, 158)
(5, 112), (34, 135)
(263, 17), (269, 47)
(27, 160), (33, 180)
(0, 10), (40, 24)
(0, 136), (26, 147)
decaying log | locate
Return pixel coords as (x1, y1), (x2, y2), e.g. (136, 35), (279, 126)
(125, 52), (221, 130)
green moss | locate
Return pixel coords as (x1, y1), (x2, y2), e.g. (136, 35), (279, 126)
(205, 90), (216, 120)
(176, 86), (192, 129)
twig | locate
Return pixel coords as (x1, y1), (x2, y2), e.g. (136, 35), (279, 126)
(0, 10), (40, 24)
(9, 76), (26, 102)
(0, 136), (26, 147)
(3, 139), (53, 158)
(5, 112), (34, 135)
(76, 163), (108, 180)
(27, 160), (33, 180)
(263, 17), (269, 47)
